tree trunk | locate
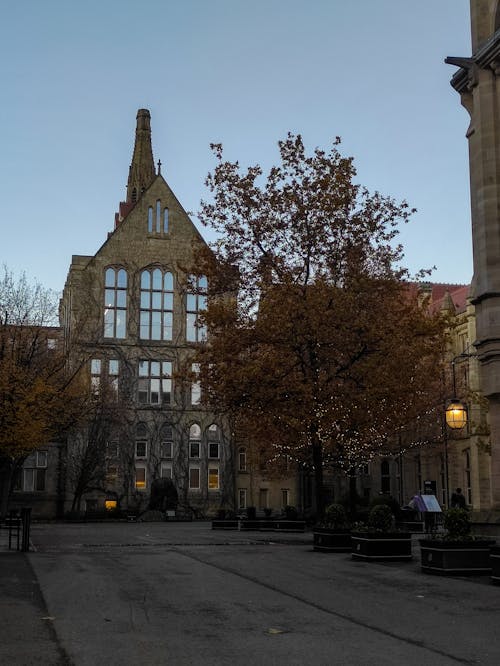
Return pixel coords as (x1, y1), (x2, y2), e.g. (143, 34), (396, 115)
(311, 441), (324, 519)
(348, 470), (358, 520)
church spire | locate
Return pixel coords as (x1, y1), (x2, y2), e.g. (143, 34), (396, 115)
(126, 109), (156, 204)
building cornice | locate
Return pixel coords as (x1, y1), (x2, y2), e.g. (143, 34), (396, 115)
(446, 30), (500, 94)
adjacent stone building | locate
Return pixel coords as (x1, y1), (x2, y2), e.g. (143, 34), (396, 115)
(446, 0), (500, 513)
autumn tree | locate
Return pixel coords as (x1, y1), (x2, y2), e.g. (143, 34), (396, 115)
(0, 266), (85, 517)
(195, 135), (448, 516)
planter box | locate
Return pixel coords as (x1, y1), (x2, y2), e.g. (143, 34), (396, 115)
(239, 520), (262, 530)
(490, 545), (500, 583)
(313, 528), (352, 552)
(211, 520), (239, 530)
(420, 539), (496, 575)
(273, 520), (306, 532)
(351, 532), (412, 561)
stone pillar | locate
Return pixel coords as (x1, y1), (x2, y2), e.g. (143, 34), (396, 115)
(447, 1), (500, 507)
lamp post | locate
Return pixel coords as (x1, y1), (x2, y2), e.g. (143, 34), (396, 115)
(443, 353), (471, 506)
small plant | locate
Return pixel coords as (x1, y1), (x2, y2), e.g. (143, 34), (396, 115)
(323, 503), (350, 530)
(443, 508), (473, 541)
(367, 504), (394, 533)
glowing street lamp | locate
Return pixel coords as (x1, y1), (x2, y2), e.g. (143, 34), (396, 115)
(445, 400), (468, 430)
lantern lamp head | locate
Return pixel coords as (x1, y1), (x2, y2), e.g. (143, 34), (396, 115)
(445, 400), (467, 430)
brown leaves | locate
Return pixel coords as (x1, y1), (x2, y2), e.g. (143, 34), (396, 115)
(194, 134), (448, 477)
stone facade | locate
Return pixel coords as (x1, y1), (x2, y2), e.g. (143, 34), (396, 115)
(446, 0), (500, 509)
(58, 109), (234, 517)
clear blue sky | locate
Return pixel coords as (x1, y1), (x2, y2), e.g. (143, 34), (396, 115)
(0, 0), (472, 294)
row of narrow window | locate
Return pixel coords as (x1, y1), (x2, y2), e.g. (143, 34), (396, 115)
(104, 267), (207, 341)
(105, 423), (222, 491)
(148, 200), (169, 234)
(131, 464), (220, 491)
(91, 358), (201, 406)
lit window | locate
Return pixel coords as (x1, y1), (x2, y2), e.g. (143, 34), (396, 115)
(135, 466), (146, 490)
(186, 275), (207, 342)
(105, 500), (117, 511)
(191, 363), (201, 405)
(138, 360), (172, 405)
(140, 268), (173, 341)
(189, 467), (200, 489)
(104, 267), (127, 338)
(208, 466), (219, 490)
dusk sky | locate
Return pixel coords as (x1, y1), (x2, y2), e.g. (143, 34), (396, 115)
(0, 0), (472, 294)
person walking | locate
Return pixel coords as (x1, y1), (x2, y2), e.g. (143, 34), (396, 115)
(450, 487), (467, 509)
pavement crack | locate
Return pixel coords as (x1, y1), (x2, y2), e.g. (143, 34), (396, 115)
(173, 548), (476, 665)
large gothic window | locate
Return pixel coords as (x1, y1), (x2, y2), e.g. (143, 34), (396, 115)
(138, 360), (172, 405)
(104, 267), (127, 338)
(140, 268), (173, 340)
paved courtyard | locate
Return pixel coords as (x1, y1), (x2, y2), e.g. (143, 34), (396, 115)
(2, 521), (500, 665)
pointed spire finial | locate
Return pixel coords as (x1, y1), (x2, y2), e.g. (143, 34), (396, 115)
(126, 109), (156, 204)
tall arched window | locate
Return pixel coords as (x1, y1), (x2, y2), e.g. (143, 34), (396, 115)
(207, 424), (220, 459)
(147, 200), (169, 234)
(160, 423), (173, 459)
(140, 268), (173, 340)
(186, 275), (207, 342)
(104, 267), (127, 338)
(189, 423), (201, 458)
(135, 423), (148, 459)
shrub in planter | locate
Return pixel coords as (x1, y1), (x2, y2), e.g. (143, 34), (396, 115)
(368, 504), (394, 532)
(420, 508), (496, 575)
(351, 504), (412, 561)
(313, 503), (352, 552)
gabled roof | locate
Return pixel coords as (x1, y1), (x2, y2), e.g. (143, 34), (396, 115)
(425, 283), (470, 315)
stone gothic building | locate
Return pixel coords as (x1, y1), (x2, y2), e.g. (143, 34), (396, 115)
(15, 109), (236, 517)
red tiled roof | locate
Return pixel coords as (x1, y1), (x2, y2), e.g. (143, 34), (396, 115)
(428, 283), (470, 314)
